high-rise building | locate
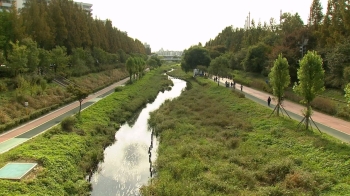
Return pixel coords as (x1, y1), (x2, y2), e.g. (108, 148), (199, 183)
(0, 0), (91, 13)
(74, 1), (92, 13)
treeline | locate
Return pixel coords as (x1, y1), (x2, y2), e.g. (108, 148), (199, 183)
(0, 0), (149, 78)
(204, 0), (350, 90)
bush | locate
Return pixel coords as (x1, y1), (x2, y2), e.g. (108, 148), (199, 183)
(0, 81), (7, 92)
(311, 97), (337, 115)
(61, 116), (77, 132)
(337, 107), (350, 120)
(114, 86), (124, 92)
(250, 79), (272, 93)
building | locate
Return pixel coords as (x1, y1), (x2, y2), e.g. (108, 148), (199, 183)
(0, 0), (91, 13)
(156, 48), (183, 57)
(74, 1), (92, 13)
(0, 0), (15, 11)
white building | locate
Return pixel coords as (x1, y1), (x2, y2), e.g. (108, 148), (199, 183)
(0, 0), (91, 13)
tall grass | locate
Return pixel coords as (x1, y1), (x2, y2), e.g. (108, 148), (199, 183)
(141, 70), (350, 195)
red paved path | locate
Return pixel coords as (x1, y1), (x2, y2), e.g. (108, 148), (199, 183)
(216, 77), (350, 136)
(0, 78), (129, 143)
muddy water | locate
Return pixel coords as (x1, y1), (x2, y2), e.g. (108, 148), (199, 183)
(90, 76), (186, 196)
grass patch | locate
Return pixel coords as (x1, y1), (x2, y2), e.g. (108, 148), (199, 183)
(141, 69), (350, 195)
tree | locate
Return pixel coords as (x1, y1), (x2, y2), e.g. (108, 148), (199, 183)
(345, 83), (350, 106)
(126, 57), (136, 82)
(67, 84), (89, 115)
(268, 54), (291, 116)
(293, 51), (325, 130)
(147, 58), (158, 69)
(280, 12), (304, 34)
(243, 42), (270, 73)
(208, 55), (229, 86)
(50, 46), (69, 74)
(325, 40), (350, 88)
(21, 38), (40, 73)
(308, 0), (324, 30)
(8, 41), (28, 76)
(181, 46), (211, 73)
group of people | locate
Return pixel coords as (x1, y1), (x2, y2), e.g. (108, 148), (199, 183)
(225, 81), (234, 88)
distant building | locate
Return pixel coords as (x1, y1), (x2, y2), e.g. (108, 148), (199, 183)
(0, 0), (92, 13)
(144, 43), (151, 55)
(74, 1), (92, 13)
(156, 48), (183, 57)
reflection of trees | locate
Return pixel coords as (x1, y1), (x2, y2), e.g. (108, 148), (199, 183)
(123, 143), (147, 167)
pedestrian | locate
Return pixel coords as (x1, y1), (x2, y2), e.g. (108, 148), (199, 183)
(267, 96), (271, 106)
(240, 84), (243, 91)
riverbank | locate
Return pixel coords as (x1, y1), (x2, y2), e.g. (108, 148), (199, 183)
(141, 68), (350, 195)
(0, 67), (173, 195)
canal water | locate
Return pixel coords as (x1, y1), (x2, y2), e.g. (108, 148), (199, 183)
(90, 76), (186, 196)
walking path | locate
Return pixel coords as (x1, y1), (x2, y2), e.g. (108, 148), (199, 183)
(0, 78), (129, 154)
(215, 77), (350, 143)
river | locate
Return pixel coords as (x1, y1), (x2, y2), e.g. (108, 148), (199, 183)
(90, 75), (186, 196)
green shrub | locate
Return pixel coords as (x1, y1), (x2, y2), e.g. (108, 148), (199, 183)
(262, 159), (293, 184)
(0, 81), (7, 92)
(61, 116), (77, 132)
(114, 86), (124, 92)
(250, 79), (272, 93)
(311, 97), (337, 115)
(337, 107), (350, 120)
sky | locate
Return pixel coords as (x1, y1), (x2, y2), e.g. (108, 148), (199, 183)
(81, 0), (329, 52)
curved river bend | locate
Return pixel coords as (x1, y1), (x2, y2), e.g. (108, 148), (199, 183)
(90, 76), (186, 196)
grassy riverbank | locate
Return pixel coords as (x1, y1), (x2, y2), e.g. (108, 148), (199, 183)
(0, 67), (172, 195)
(141, 67), (350, 195)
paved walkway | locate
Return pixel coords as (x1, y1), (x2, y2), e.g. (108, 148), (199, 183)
(0, 78), (129, 154)
(215, 77), (350, 143)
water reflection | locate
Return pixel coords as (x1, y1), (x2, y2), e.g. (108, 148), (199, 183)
(90, 76), (186, 196)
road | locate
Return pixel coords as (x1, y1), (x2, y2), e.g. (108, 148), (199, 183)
(215, 77), (350, 143)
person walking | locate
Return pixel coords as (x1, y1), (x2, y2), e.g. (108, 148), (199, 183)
(240, 84), (243, 91)
(267, 96), (271, 106)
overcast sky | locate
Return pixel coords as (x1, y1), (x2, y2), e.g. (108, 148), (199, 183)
(81, 0), (329, 52)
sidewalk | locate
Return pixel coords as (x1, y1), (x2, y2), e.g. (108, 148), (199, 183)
(214, 77), (350, 142)
(0, 78), (129, 153)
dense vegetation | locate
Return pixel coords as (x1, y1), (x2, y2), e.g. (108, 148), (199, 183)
(205, 0), (350, 89)
(141, 68), (350, 195)
(0, 0), (166, 133)
(0, 67), (172, 195)
(180, 0), (350, 119)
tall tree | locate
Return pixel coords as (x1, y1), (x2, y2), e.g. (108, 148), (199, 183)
(181, 46), (211, 73)
(268, 54), (291, 116)
(21, 0), (54, 49)
(308, 0), (324, 30)
(21, 38), (40, 73)
(8, 41), (28, 76)
(126, 57), (136, 81)
(293, 51), (325, 130)
(48, 0), (68, 47)
(208, 55), (229, 86)
(243, 42), (270, 73)
(325, 40), (350, 88)
(50, 46), (69, 74)
(67, 84), (89, 115)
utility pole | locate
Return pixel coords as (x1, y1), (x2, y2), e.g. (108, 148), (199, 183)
(299, 37), (308, 59)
